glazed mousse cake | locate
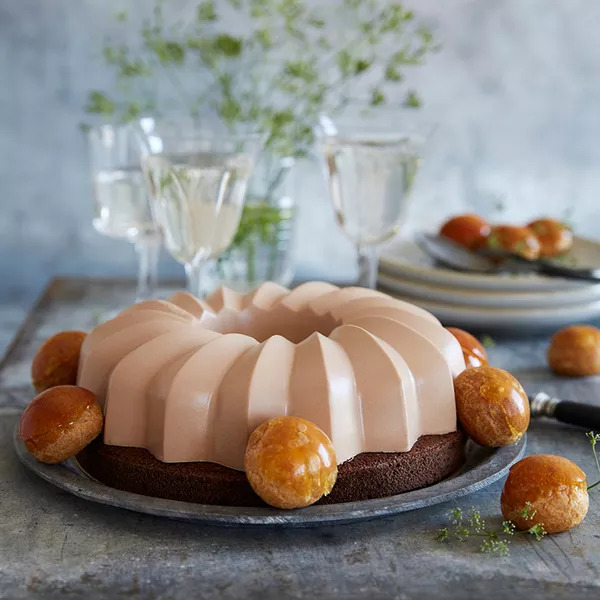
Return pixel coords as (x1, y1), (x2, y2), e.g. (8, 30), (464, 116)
(75, 281), (467, 506)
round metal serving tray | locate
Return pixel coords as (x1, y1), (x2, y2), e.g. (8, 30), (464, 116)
(14, 427), (525, 528)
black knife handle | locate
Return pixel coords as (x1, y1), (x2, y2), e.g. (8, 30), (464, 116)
(537, 261), (600, 282)
(554, 400), (600, 431)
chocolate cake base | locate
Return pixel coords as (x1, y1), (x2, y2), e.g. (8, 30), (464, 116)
(77, 431), (465, 506)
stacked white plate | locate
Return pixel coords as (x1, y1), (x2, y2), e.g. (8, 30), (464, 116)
(378, 235), (600, 332)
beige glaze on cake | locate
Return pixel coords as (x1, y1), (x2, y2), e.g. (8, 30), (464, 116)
(77, 282), (466, 471)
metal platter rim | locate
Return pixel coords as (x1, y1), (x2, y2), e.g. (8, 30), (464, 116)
(14, 426), (525, 528)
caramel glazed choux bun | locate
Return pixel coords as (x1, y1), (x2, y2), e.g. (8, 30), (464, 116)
(19, 385), (103, 464)
(501, 454), (589, 534)
(31, 330), (87, 393)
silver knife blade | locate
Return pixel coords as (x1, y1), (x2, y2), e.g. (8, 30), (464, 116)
(415, 232), (498, 273)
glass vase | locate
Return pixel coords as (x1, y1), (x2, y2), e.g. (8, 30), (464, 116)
(215, 154), (296, 292)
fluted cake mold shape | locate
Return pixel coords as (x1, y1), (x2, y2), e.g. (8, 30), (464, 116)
(77, 282), (466, 471)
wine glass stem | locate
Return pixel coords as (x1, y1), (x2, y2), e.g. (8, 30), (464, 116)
(357, 244), (378, 289)
(134, 236), (160, 303)
(185, 259), (207, 298)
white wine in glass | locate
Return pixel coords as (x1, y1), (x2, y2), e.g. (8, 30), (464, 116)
(88, 124), (161, 303)
(92, 166), (156, 239)
(318, 111), (427, 288)
(138, 119), (263, 297)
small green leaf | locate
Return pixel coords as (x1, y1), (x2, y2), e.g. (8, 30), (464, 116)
(228, 203), (295, 249)
(370, 88), (385, 106)
(284, 22), (306, 41)
(586, 431), (600, 446)
(187, 36), (207, 50)
(513, 240), (527, 254)
(480, 539), (510, 556)
(307, 86), (326, 105)
(336, 49), (352, 77)
(250, 0), (269, 18)
(213, 34), (243, 57)
(113, 9), (127, 22)
(278, 79), (301, 95)
(418, 25), (434, 45)
(218, 72), (233, 91)
(317, 36), (332, 50)
(120, 59), (151, 78)
(405, 90), (421, 108)
(388, 49), (406, 66)
(284, 60), (317, 82)
(147, 39), (185, 65)
(271, 109), (295, 128)
(481, 334), (496, 349)
(380, 4), (409, 33)
(360, 20), (374, 35)
(385, 64), (403, 82)
(389, 48), (423, 67)
(527, 524), (547, 541)
(255, 28), (273, 49)
(219, 98), (242, 123)
(308, 16), (325, 28)
(486, 232), (501, 250)
(279, 0), (303, 20)
(121, 102), (142, 123)
(197, 1), (217, 21)
(502, 520), (516, 535)
(246, 102), (261, 121)
(354, 58), (372, 75)
(85, 91), (115, 116)
(103, 45), (125, 65)
(495, 199), (506, 213)
(518, 502), (536, 520)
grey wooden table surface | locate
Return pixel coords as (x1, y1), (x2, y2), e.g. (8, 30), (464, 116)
(1, 278), (599, 600)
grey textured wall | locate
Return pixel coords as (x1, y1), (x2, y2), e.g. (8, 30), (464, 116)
(2, 0), (600, 306)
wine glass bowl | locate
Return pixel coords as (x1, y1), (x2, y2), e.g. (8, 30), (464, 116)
(87, 124), (161, 303)
(138, 118), (263, 297)
(318, 111), (427, 288)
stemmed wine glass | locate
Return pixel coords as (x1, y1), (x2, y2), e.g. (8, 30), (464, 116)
(87, 124), (161, 302)
(317, 109), (428, 289)
(137, 118), (263, 297)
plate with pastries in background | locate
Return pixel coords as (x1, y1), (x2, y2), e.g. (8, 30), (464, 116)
(379, 214), (600, 332)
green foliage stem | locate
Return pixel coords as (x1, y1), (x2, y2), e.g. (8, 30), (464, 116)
(437, 503), (546, 557)
(86, 0), (438, 158)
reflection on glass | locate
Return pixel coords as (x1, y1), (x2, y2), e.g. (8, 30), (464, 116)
(138, 119), (262, 297)
(87, 124), (161, 302)
(318, 112), (426, 288)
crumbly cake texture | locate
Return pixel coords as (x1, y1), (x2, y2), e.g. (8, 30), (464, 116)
(77, 431), (465, 506)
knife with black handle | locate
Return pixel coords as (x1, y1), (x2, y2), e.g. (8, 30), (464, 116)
(530, 392), (600, 431)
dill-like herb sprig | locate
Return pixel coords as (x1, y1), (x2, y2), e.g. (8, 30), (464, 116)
(437, 503), (545, 557)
